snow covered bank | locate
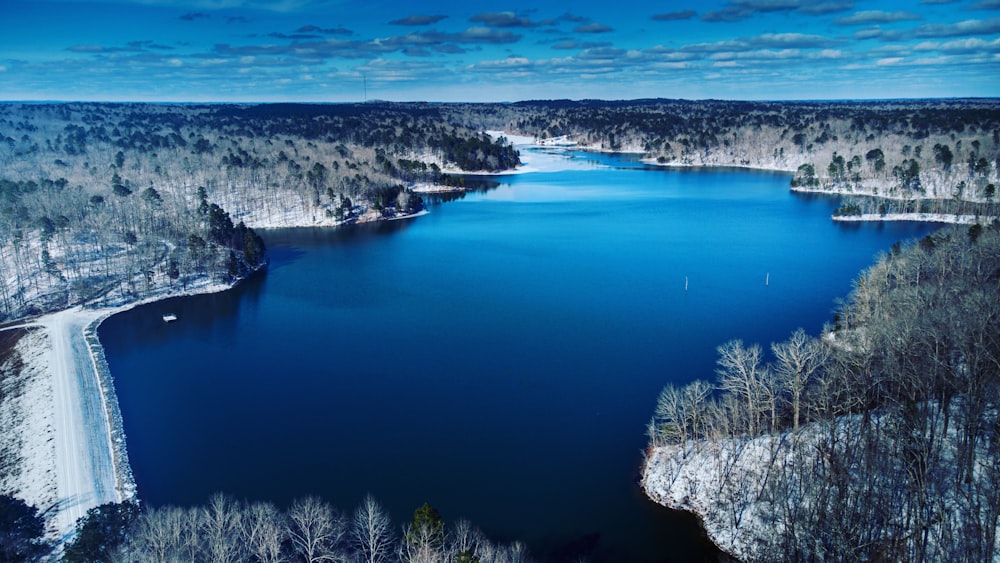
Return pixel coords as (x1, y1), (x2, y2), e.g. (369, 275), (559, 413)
(224, 195), (426, 230)
(484, 131), (623, 174)
(411, 183), (466, 194)
(642, 434), (791, 560)
(0, 308), (130, 547)
(642, 405), (1000, 561)
(0, 271), (251, 550)
(832, 212), (997, 224)
(39, 308), (130, 543)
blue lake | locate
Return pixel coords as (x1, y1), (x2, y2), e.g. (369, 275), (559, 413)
(100, 149), (936, 561)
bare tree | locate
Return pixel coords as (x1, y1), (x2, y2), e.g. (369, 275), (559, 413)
(715, 339), (766, 435)
(446, 518), (483, 561)
(130, 505), (185, 562)
(201, 493), (244, 563)
(772, 328), (828, 433)
(352, 494), (395, 563)
(653, 383), (686, 445)
(287, 496), (347, 563)
(243, 501), (287, 563)
(172, 507), (201, 562)
(682, 379), (713, 441)
(653, 379), (714, 447)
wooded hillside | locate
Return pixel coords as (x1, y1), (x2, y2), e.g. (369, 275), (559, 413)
(3, 99), (998, 322)
(501, 99), (1000, 212)
(645, 223), (1000, 561)
(0, 102), (520, 321)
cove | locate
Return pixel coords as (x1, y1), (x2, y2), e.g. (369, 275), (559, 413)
(100, 148), (936, 561)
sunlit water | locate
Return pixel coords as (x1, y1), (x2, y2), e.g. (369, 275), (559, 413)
(101, 148), (936, 561)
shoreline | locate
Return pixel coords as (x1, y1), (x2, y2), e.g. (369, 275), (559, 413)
(833, 212), (997, 224)
(500, 131), (994, 227)
(0, 271), (257, 548)
(0, 137), (982, 547)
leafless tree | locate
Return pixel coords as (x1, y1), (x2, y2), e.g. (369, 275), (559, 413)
(652, 383), (686, 445)
(130, 505), (185, 561)
(352, 494), (395, 563)
(716, 339), (766, 435)
(446, 518), (484, 561)
(682, 379), (713, 440)
(772, 328), (828, 433)
(201, 492), (244, 563)
(243, 501), (287, 563)
(287, 496), (347, 563)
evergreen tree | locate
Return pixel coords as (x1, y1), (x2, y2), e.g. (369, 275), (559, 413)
(63, 501), (140, 563)
(0, 495), (49, 562)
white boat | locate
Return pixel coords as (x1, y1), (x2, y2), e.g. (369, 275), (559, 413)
(162, 314), (177, 323)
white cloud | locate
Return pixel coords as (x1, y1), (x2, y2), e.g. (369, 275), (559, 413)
(835, 10), (922, 26)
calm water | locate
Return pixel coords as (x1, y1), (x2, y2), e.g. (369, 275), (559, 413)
(101, 149), (936, 561)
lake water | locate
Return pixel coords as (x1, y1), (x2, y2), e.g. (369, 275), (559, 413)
(100, 148), (936, 561)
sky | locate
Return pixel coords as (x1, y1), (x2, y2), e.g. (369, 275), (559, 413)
(1, 0), (998, 102)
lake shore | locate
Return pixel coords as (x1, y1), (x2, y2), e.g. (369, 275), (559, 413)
(833, 212), (996, 224)
(0, 273), (249, 549)
(509, 132), (994, 226)
(0, 132), (961, 553)
(0, 163), (448, 549)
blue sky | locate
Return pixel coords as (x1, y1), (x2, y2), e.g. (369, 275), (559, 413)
(1, 0), (998, 102)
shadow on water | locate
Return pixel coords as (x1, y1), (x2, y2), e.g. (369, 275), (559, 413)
(536, 503), (727, 563)
(119, 267), (269, 346)
(262, 212), (426, 252)
(423, 177), (504, 204)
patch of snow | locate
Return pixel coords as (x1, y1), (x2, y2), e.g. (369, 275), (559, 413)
(410, 183), (465, 194)
(833, 213), (997, 224)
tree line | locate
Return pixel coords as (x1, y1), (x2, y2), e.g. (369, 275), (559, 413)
(0, 102), (524, 322)
(5, 99), (999, 322)
(646, 223), (1000, 561)
(499, 99), (1000, 210)
(1, 492), (533, 563)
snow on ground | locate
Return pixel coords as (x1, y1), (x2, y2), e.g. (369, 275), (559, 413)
(0, 328), (57, 532)
(0, 274), (244, 550)
(642, 435), (786, 560)
(833, 212), (997, 224)
(36, 308), (125, 544)
(1, 308), (125, 547)
(642, 406), (1000, 560)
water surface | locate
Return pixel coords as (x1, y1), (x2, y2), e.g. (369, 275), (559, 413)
(102, 149), (936, 561)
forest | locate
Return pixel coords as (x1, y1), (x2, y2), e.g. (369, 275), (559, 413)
(644, 223), (1000, 561)
(0, 102), (520, 322)
(500, 99), (1000, 221)
(2, 99), (998, 322)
